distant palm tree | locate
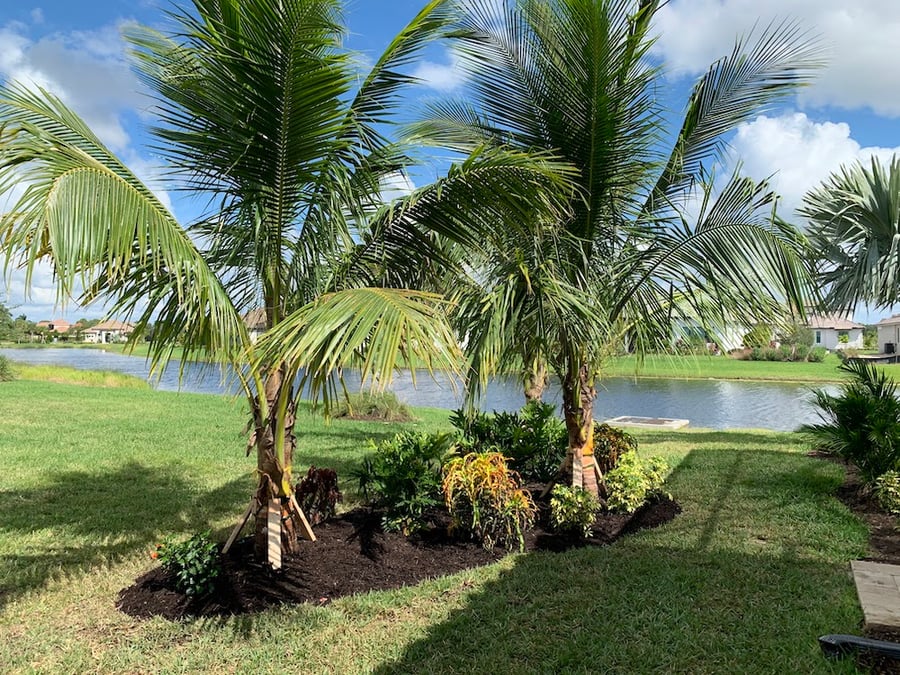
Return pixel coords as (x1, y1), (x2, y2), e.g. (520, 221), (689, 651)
(417, 0), (820, 494)
(801, 156), (900, 311)
(0, 0), (564, 562)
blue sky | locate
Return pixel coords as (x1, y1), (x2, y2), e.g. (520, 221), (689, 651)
(1, 0), (898, 323)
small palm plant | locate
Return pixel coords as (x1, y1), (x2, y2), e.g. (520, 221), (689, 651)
(802, 360), (900, 483)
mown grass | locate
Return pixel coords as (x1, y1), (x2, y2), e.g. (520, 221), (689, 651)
(0, 380), (869, 673)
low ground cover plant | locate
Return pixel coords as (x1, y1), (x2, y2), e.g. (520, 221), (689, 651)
(152, 531), (221, 597)
(873, 471), (900, 516)
(605, 451), (669, 513)
(442, 451), (536, 551)
(549, 485), (600, 537)
(593, 423), (638, 474)
(356, 432), (455, 534)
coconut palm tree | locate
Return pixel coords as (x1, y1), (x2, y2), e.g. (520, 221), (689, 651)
(0, 0), (567, 562)
(415, 0), (820, 495)
(801, 156), (900, 311)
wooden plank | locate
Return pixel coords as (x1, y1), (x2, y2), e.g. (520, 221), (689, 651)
(267, 499), (282, 570)
(289, 494), (317, 542)
(222, 499), (256, 554)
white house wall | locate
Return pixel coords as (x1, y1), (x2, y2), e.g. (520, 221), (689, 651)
(878, 324), (900, 353)
(812, 328), (863, 350)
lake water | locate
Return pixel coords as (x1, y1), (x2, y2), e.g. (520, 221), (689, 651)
(1, 347), (835, 432)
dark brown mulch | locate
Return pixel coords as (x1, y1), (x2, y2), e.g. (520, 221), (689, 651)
(117, 494), (680, 621)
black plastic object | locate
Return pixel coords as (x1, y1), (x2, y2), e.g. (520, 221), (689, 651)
(819, 634), (900, 660)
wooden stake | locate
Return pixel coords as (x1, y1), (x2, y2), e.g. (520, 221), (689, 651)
(289, 494), (317, 542)
(267, 499), (282, 570)
(222, 498), (256, 554)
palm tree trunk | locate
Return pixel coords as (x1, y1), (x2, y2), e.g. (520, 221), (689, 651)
(562, 361), (599, 497)
(252, 364), (299, 559)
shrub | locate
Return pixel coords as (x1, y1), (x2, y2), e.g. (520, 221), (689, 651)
(802, 360), (900, 483)
(807, 346), (827, 362)
(550, 485), (600, 538)
(0, 355), (14, 382)
(873, 471), (900, 516)
(295, 466), (342, 526)
(605, 451), (669, 513)
(763, 347), (782, 362)
(593, 423), (638, 474)
(450, 401), (567, 482)
(743, 323), (772, 349)
(794, 343), (810, 361)
(152, 531), (221, 597)
(333, 390), (413, 422)
(442, 452), (536, 551)
(356, 432), (455, 535)
(779, 344), (795, 361)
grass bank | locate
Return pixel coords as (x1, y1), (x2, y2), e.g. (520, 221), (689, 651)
(0, 380), (867, 673)
(604, 352), (887, 383)
(10, 362), (149, 389)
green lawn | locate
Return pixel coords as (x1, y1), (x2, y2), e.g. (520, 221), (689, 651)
(0, 377), (870, 673)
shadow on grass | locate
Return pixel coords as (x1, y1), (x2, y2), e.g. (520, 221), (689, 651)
(374, 447), (865, 674)
(0, 461), (249, 608)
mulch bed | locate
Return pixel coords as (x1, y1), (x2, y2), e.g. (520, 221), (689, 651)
(117, 494), (681, 621)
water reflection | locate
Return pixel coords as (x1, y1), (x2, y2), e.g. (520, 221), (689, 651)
(1, 347), (833, 431)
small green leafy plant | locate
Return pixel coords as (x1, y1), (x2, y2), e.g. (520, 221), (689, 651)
(450, 401), (567, 482)
(873, 471), (900, 516)
(442, 452), (536, 551)
(153, 531), (221, 597)
(356, 432), (455, 535)
(550, 485), (600, 538)
(295, 466), (342, 525)
(605, 451), (669, 513)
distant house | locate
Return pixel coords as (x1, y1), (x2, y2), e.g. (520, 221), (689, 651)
(877, 315), (900, 354)
(36, 318), (72, 334)
(805, 312), (864, 350)
(83, 320), (134, 344)
(243, 309), (268, 343)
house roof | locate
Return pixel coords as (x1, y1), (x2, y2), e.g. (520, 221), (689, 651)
(805, 313), (864, 330)
(85, 320), (134, 332)
(243, 308), (268, 331)
(878, 315), (900, 327)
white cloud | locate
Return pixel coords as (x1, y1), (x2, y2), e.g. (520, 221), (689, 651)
(29, 8), (43, 25)
(653, 0), (900, 116)
(726, 112), (900, 217)
(411, 50), (465, 92)
(0, 21), (144, 152)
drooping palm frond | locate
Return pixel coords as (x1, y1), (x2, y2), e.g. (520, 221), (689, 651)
(649, 21), (823, 212)
(801, 156), (900, 310)
(0, 84), (246, 377)
(253, 287), (463, 412)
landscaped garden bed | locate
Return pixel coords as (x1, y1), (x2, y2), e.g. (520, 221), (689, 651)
(118, 494), (680, 620)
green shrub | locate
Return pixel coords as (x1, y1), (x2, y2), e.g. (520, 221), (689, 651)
(356, 432), (455, 535)
(442, 452), (536, 551)
(743, 324), (772, 349)
(763, 347), (782, 362)
(0, 355), (14, 382)
(873, 471), (900, 516)
(450, 401), (567, 482)
(333, 390), (413, 422)
(605, 451), (669, 513)
(749, 347), (764, 361)
(794, 343), (810, 361)
(295, 466), (342, 526)
(802, 360), (900, 483)
(153, 531), (221, 597)
(550, 485), (600, 538)
(593, 423), (638, 474)
(807, 346), (827, 362)
(779, 344), (795, 361)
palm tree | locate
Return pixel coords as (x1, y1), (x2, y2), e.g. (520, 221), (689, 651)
(416, 0), (820, 495)
(0, 0), (565, 563)
(801, 156), (900, 310)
